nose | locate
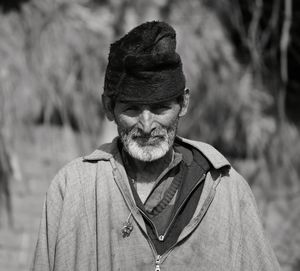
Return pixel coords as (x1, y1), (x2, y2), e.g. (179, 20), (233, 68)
(138, 109), (157, 134)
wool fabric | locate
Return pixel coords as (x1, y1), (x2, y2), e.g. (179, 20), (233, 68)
(104, 21), (186, 104)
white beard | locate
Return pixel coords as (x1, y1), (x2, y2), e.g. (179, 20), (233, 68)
(119, 121), (178, 162)
(124, 137), (170, 162)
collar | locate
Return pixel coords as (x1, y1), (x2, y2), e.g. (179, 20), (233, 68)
(83, 137), (118, 161)
(175, 137), (230, 169)
(120, 145), (183, 180)
(83, 136), (231, 170)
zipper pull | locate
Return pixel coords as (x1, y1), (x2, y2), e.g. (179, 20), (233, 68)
(155, 255), (161, 271)
(158, 235), (164, 241)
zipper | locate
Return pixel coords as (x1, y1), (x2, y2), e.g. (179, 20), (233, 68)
(142, 225), (163, 271)
(111, 158), (209, 271)
(139, 173), (206, 242)
(147, 173), (206, 270)
(155, 255), (161, 271)
(158, 176), (219, 265)
(138, 173), (206, 270)
(159, 173), (206, 241)
(138, 207), (161, 239)
(134, 214), (161, 270)
(111, 162), (161, 270)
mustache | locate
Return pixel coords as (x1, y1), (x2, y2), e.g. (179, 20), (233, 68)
(126, 126), (168, 139)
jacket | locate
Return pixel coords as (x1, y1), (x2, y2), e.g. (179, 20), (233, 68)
(32, 137), (281, 271)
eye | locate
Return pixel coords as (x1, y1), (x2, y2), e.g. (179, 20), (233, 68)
(115, 102), (142, 117)
(151, 104), (171, 113)
(124, 105), (141, 113)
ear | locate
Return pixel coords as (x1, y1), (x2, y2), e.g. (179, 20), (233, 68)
(102, 95), (115, 121)
(179, 88), (190, 117)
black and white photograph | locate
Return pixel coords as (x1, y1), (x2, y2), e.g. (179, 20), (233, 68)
(0, 0), (299, 270)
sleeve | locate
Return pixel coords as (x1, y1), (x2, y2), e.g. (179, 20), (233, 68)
(31, 169), (66, 271)
(235, 178), (281, 271)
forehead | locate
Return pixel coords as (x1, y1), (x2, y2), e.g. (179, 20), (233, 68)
(116, 99), (178, 107)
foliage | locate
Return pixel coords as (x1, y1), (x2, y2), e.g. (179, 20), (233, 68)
(0, 0), (113, 134)
(0, 131), (13, 226)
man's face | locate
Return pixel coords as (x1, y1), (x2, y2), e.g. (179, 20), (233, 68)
(113, 100), (182, 162)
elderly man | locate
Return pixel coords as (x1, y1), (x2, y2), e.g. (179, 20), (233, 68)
(33, 21), (280, 271)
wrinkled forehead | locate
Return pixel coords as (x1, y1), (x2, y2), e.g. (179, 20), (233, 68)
(118, 99), (178, 107)
(114, 98), (180, 111)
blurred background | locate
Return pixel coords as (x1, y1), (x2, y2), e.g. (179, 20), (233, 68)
(0, 0), (300, 270)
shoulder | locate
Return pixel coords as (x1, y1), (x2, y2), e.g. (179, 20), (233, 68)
(46, 157), (90, 199)
(176, 136), (230, 169)
(223, 166), (253, 196)
(177, 137), (252, 195)
(47, 139), (117, 198)
(57, 138), (118, 179)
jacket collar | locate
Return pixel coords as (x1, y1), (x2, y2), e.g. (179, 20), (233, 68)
(82, 137), (118, 161)
(83, 136), (230, 169)
(176, 137), (230, 169)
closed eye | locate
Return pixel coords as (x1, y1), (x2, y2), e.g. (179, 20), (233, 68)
(124, 105), (140, 112)
(150, 105), (172, 113)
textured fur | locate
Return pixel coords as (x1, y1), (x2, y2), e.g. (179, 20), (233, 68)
(104, 21), (185, 103)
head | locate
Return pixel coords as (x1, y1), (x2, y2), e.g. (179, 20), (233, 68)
(102, 21), (189, 162)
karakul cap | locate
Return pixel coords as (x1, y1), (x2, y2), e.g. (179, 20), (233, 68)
(104, 21), (186, 104)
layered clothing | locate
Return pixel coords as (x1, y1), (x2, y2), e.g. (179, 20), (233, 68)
(32, 137), (280, 271)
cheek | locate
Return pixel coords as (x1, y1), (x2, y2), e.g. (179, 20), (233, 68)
(117, 115), (138, 129)
(158, 111), (180, 127)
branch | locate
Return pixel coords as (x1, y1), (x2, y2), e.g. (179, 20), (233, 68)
(278, 0), (292, 126)
(248, 0), (263, 71)
(260, 0), (280, 50)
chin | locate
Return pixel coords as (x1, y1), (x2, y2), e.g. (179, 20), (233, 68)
(126, 140), (170, 162)
(118, 122), (178, 162)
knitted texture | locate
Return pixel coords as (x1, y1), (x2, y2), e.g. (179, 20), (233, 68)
(104, 21), (186, 103)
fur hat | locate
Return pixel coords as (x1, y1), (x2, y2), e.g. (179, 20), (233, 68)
(104, 21), (186, 103)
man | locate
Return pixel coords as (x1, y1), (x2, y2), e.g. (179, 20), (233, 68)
(32, 21), (280, 271)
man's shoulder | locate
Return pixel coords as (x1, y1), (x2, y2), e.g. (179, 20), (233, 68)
(178, 137), (251, 194)
(50, 140), (117, 188)
(60, 138), (117, 170)
(177, 137), (231, 170)
(82, 138), (118, 162)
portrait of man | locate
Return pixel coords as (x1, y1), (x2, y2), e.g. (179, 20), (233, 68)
(32, 21), (281, 271)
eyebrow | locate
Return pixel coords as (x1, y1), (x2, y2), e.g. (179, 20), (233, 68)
(119, 101), (173, 106)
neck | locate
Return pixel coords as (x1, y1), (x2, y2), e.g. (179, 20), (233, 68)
(122, 148), (174, 183)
